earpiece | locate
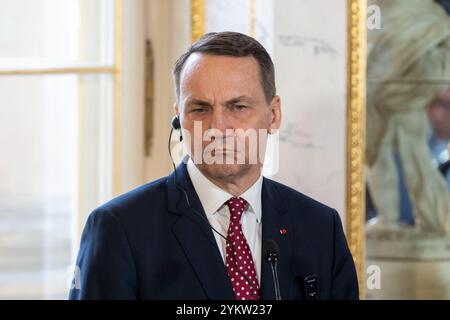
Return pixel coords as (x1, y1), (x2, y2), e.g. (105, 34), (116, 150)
(171, 115), (181, 130)
(171, 115), (182, 141)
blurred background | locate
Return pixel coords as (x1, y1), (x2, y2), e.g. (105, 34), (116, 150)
(0, 0), (123, 299)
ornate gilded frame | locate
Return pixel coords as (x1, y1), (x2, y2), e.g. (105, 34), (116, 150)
(346, 0), (366, 298)
(191, 0), (367, 298)
(191, 0), (205, 43)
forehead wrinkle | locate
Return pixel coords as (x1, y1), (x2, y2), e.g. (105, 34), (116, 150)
(179, 53), (264, 107)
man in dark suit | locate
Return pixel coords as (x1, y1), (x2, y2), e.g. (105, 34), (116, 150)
(69, 32), (358, 300)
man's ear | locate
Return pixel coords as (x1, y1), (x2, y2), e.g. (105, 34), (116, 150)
(173, 103), (180, 117)
(268, 95), (281, 134)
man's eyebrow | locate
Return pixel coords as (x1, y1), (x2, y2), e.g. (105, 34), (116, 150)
(225, 95), (254, 105)
(185, 98), (212, 106)
(185, 96), (254, 106)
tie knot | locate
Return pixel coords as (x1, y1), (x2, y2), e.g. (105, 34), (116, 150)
(225, 197), (248, 223)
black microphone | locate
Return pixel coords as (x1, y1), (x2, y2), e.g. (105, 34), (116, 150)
(263, 239), (281, 300)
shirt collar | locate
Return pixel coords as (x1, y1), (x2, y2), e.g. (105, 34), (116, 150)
(186, 158), (263, 223)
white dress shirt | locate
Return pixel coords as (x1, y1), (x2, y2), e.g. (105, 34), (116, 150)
(186, 159), (263, 282)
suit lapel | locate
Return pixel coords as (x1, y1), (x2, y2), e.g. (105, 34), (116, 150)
(167, 162), (234, 300)
(260, 178), (295, 300)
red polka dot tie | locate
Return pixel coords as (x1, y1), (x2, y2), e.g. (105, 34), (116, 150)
(225, 197), (260, 300)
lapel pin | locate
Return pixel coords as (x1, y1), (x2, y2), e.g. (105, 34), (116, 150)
(280, 228), (287, 236)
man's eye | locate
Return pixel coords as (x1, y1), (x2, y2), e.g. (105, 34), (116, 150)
(233, 105), (247, 111)
(191, 108), (206, 113)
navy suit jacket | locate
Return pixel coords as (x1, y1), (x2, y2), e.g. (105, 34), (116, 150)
(69, 162), (358, 300)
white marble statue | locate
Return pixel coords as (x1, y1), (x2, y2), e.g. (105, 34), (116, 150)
(366, 0), (450, 236)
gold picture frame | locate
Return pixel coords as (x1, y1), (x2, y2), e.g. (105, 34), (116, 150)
(346, 0), (366, 299)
